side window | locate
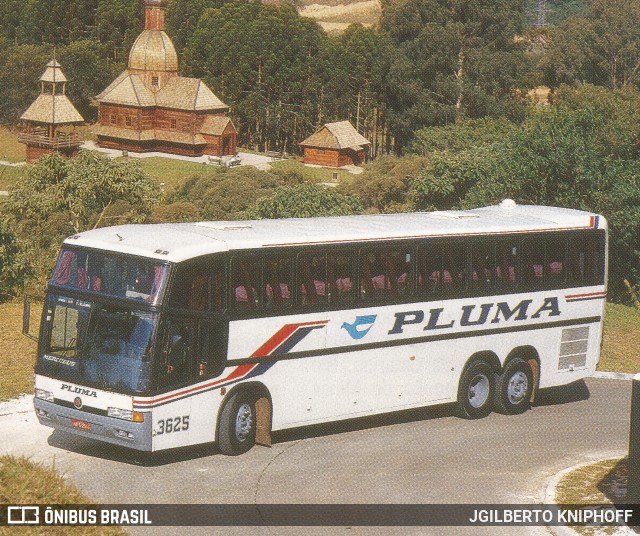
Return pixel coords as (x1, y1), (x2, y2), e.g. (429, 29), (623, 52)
(417, 243), (444, 296)
(159, 321), (197, 390)
(359, 247), (414, 301)
(232, 257), (261, 310)
(298, 254), (327, 306)
(522, 236), (567, 290)
(328, 253), (355, 305)
(471, 242), (495, 293)
(263, 257), (293, 310)
(570, 232), (605, 286)
(442, 242), (467, 294)
(158, 319), (227, 389)
(546, 238), (566, 286)
(522, 237), (544, 289)
(495, 241), (519, 292)
(168, 260), (225, 312)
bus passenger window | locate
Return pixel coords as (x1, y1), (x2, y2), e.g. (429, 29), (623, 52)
(417, 244), (443, 295)
(299, 255), (327, 305)
(328, 253), (354, 304)
(360, 251), (386, 299)
(168, 260), (225, 312)
(546, 239), (566, 285)
(522, 238), (545, 289)
(570, 234), (604, 286)
(443, 243), (466, 293)
(232, 258), (261, 310)
(471, 242), (495, 293)
(495, 242), (518, 291)
(264, 258), (293, 309)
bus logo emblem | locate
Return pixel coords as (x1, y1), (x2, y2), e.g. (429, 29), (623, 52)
(73, 397), (83, 409)
(342, 315), (377, 339)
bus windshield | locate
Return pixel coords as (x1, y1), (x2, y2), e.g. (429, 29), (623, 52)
(37, 295), (158, 394)
(51, 247), (169, 305)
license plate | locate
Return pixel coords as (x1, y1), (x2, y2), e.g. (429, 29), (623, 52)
(71, 419), (91, 431)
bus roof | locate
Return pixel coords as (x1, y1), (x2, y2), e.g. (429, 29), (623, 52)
(64, 201), (605, 263)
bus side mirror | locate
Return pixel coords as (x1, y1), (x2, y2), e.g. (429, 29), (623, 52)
(22, 298), (38, 341)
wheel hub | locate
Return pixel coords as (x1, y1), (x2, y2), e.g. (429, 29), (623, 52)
(468, 374), (490, 408)
(235, 403), (253, 442)
(506, 371), (528, 404)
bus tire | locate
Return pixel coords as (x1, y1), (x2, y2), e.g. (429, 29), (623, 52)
(218, 392), (256, 456)
(457, 361), (494, 419)
(493, 358), (533, 415)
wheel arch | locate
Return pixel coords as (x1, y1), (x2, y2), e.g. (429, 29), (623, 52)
(504, 345), (540, 404)
(217, 382), (273, 447)
(461, 350), (501, 375)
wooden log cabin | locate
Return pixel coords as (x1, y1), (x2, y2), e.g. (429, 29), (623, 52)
(300, 121), (370, 167)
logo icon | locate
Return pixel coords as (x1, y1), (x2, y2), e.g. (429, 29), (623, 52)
(341, 315), (377, 339)
(73, 397), (82, 409)
(7, 506), (40, 525)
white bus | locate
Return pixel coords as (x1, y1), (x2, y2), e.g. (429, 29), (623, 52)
(31, 200), (607, 455)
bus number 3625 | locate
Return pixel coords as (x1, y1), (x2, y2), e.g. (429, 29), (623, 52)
(156, 416), (190, 435)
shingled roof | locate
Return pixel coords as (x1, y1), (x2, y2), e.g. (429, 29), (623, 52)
(21, 94), (84, 125)
(156, 77), (227, 111)
(40, 59), (67, 83)
(96, 71), (156, 107)
(96, 72), (227, 112)
(300, 121), (370, 150)
(200, 115), (235, 136)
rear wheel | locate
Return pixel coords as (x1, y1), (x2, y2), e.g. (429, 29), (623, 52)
(493, 358), (533, 415)
(218, 392), (256, 456)
(457, 361), (494, 419)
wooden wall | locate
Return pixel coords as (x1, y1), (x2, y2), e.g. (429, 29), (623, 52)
(303, 147), (366, 167)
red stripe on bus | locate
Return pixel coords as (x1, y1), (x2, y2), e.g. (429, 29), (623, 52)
(565, 291), (607, 299)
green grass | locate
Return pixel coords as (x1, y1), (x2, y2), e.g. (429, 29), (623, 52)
(0, 126), (26, 163)
(599, 303), (640, 374)
(0, 301), (40, 401)
(269, 157), (354, 183)
(0, 164), (26, 191)
(0, 455), (125, 535)
(123, 156), (213, 191)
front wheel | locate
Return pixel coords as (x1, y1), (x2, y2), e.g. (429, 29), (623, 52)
(457, 361), (494, 419)
(493, 358), (533, 415)
(218, 392), (256, 456)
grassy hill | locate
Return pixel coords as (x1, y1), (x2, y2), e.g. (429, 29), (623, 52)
(269, 0), (590, 31)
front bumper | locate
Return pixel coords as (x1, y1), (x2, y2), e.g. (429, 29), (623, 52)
(34, 398), (153, 451)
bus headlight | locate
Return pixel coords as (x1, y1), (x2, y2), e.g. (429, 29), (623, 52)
(107, 407), (144, 422)
(35, 389), (54, 402)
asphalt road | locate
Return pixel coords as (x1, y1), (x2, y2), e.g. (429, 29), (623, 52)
(1, 377), (632, 535)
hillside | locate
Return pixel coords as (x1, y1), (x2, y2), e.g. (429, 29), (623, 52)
(268, 0), (590, 32)
(264, 0), (380, 31)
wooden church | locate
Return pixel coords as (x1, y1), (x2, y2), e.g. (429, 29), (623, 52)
(95, 0), (237, 157)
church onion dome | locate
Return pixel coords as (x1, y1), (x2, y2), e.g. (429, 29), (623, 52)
(128, 29), (178, 73)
